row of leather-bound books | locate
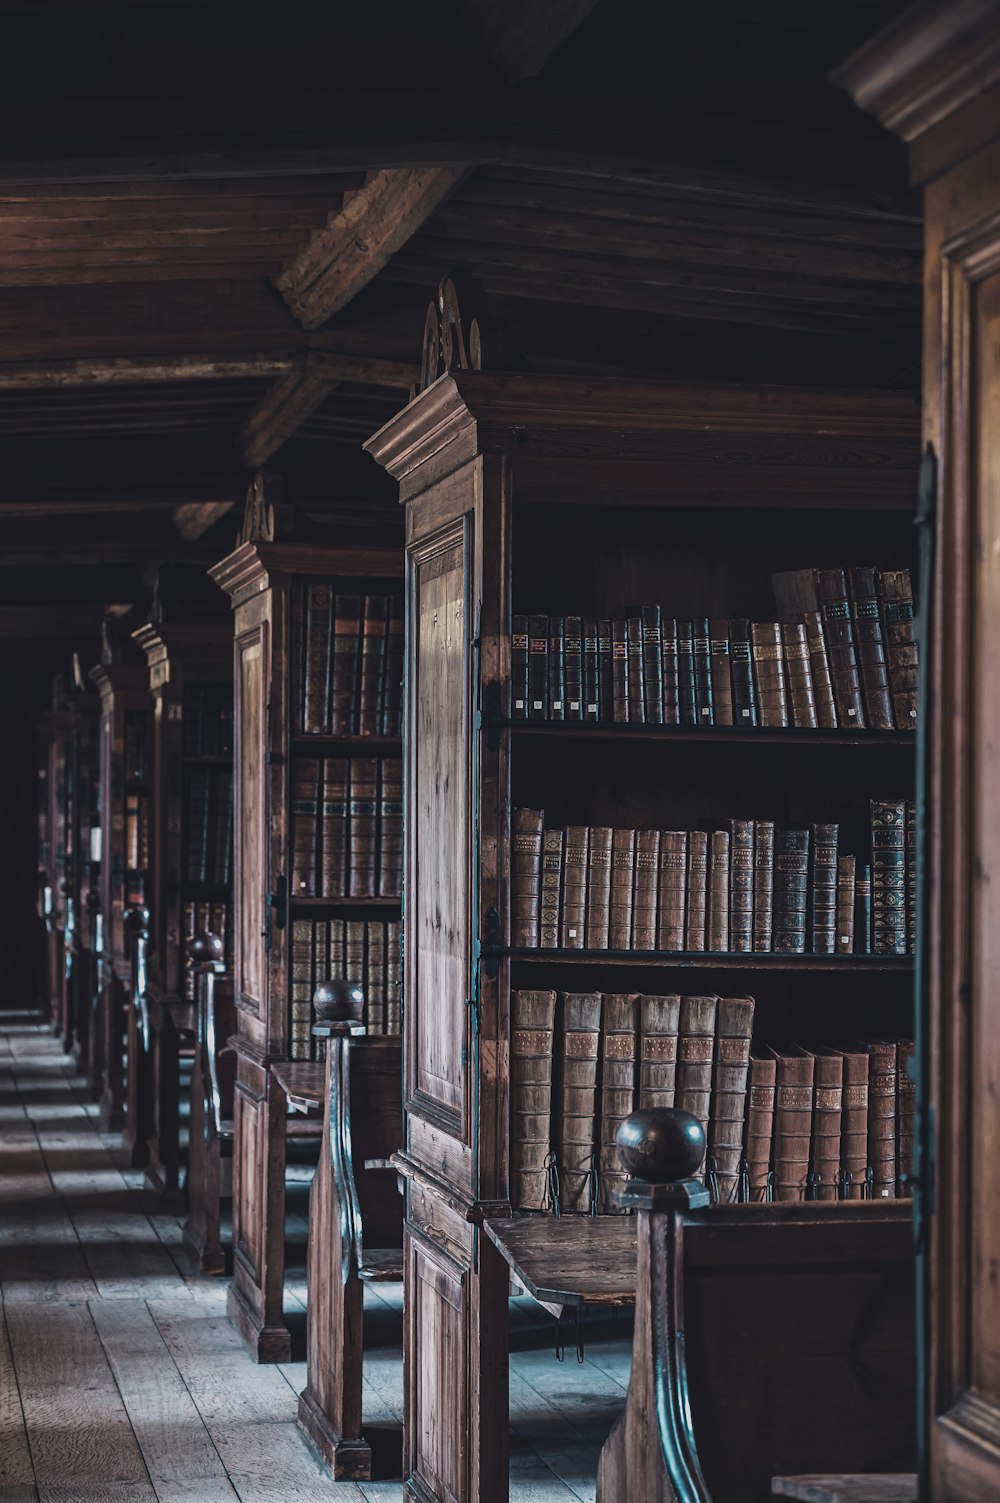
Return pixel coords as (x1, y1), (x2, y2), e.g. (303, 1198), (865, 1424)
(512, 802), (915, 957)
(182, 899), (233, 1001)
(182, 765), (233, 888)
(292, 582), (404, 738)
(511, 565), (917, 731)
(510, 990), (915, 1213)
(181, 682), (233, 757)
(124, 790), (150, 876)
(290, 917), (402, 1057)
(290, 756), (402, 900)
(123, 710), (148, 782)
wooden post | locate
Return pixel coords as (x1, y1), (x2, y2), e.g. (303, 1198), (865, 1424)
(183, 932), (231, 1275)
(121, 904), (153, 1168)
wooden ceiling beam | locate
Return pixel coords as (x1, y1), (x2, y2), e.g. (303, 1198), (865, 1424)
(238, 351), (415, 467)
(173, 501), (237, 542)
(462, 0), (601, 81)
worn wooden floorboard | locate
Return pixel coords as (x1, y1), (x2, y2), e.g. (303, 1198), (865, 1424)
(0, 1299), (35, 1489)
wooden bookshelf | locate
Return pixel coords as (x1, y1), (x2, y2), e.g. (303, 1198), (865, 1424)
(365, 340), (921, 1503)
(209, 485), (404, 1363)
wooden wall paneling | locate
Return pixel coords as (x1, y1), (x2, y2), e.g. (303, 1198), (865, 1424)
(184, 964), (235, 1275)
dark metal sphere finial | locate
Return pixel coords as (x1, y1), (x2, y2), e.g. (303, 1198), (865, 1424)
(123, 905), (151, 934)
(616, 1108), (705, 1183)
(313, 978), (365, 1024)
(188, 930), (224, 965)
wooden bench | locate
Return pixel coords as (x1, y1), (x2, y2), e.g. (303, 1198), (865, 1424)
(483, 1215), (637, 1319)
(184, 955), (235, 1275)
(771, 1478), (917, 1503)
(297, 1026), (403, 1480)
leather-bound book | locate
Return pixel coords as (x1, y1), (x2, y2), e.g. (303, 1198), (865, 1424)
(641, 604), (663, 725)
(212, 767), (234, 887)
(906, 800), (916, 956)
(632, 829), (660, 950)
(330, 593), (361, 735)
(563, 615), (583, 722)
(745, 1055), (776, 1202)
(707, 830), (730, 952)
(855, 862), (872, 954)
(583, 617), (600, 722)
(548, 616), (566, 723)
(510, 990), (557, 1212)
(848, 566), (894, 730)
(320, 756), (349, 898)
(627, 615), (646, 724)
(810, 822), (838, 955)
(677, 621), (696, 726)
(772, 571), (837, 730)
(685, 831), (709, 952)
(345, 919), (365, 991)
(290, 758), (320, 898)
(708, 995), (754, 1204)
(709, 618), (734, 727)
(729, 618), (758, 727)
(511, 614), (529, 720)
(377, 758), (403, 899)
(782, 622), (818, 729)
(611, 619), (629, 723)
(385, 920), (402, 1035)
(638, 993), (681, 1110)
(358, 594), (389, 736)
(727, 819), (754, 954)
(366, 923), (386, 1032)
(303, 583), (334, 735)
(750, 622), (789, 728)
(871, 799), (907, 955)
(540, 829), (564, 950)
(661, 617), (680, 726)
(692, 618), (714, 726)
(328, 917), (346, 977)
(348, 758), (379, 898)
(381, 593), (405, 736)
(527, 614), (548, 720)
(556, 992), (603, 1213)
(878, 568), (919, 729)
(511, 808), (544, 947)
(597, 618), (614, 722)
(816, 568), (866, 729)
(609, 828), (636, 949)
(585, 826), (613, 949)
(771, 1046), (814, 1202)
(809, 1051), (843, 1201)
(677, 995), (718, 1178)
(897, 1038), (916, 1197)
(863, 1038), (898, 1199)
(773, 828), (810, 953)
(597, 993), (639, 1213)
(803, 612), (838, 729)
(836, 853), (856, 955)
(752, 820), (775, 953)
(657, 831), (688, 951)
(837, 1047), (870, 1199)
(290, 920), (313, 1061)
(290, 580), (305, 734)
(561, 825), (589, 950)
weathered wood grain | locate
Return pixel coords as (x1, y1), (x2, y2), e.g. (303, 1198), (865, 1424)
(0, 1298), (35, 1487)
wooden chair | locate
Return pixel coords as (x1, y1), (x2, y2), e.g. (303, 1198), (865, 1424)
(184, 938), (234, 1275)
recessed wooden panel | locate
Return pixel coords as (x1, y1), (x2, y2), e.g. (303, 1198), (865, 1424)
(236, 626), (267, 1012)
(406, 1229), (467, 1503)
(233, 1081), (263, 1279)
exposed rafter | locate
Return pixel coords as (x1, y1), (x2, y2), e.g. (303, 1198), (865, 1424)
(463, 0), (602, 81)
(172, 501), (237, 542)
(275, 166), (468, 330)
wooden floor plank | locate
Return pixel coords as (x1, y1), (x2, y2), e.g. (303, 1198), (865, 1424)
(151, 1481), (241, 1502)
(0, 1300), (35, 1488)
(210, 1420), (361, 1500)
(35, 1485), (156, 1502)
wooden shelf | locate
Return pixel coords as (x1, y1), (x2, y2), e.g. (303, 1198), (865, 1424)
(289, 733), (402, 751)
(506, 948), (912, 971)
(506, 722), (915, 748)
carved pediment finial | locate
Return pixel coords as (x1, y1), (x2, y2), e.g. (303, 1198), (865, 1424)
(239, 470), (289, 545)
(416, 267), (525, 397)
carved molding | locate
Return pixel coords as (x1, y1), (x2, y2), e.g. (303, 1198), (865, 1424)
(416, 268), (520, 396)
(239, 471), (288, 546)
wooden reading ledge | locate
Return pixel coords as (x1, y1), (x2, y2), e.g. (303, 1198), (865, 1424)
(270, 1061), (326, 1115)
(483, 1215), (637, 1317)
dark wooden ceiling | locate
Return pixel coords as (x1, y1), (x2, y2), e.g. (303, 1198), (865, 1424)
(0, 0), (921, 632)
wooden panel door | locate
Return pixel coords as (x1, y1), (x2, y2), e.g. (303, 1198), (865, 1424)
(234, 613), (270, 1022)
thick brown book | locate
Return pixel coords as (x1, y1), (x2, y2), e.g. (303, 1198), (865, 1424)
(290, 758), (320, 898)
(385, 919), (402, 1034)
(809, 1051), (843, 1201)
(810, 822), (838, 955)
(803, 611), (838, 729)
(539, 828), (564, 949)
(707, 830), (730, 952)
(708, 995), (754, 1205)
(358, 594), (389, 737)
(773, 828), (810, 953)
(366, 923), (386, 1032)
(585, 826), (613, 949)
(727, 819), (754, 954)
(381, 594), (405, 736)
(836, 853), (856, 955)
(510, 990), (557, 1212)
(750, 622), (789, 728)
(330, 593), (362, 735)
(709, 618), (734, 727)
(897, 1038), (916, 1197)
(752, 820), (775, 953)
(863, 1038), (898, 1199)
(848, 566), (894, 730)
(879, 568), (919, 730)
(304, 583), (334, 735)
(556, 992), (603, 1213)
(685, 831), (708, 952)
(561, 826), (590, 949)
(638, 994), (681, 1110)
(597, 993), (639, 1213)
(632, 829), (660, 950)
(771, 1046), (814, 1203)
(377, 758), (403, 899)
(657, 831), (688, 951)
(511, 808), (544, 948)
(348, 757), (378, 898)
(677, 995), (718, 1178)
(320, 756), (349, 899)
(781, 621), (818, 729)
(290, 919), (313, 1061)
(816, 569), (866, 729)
(745, 1055), (776, 1202)
(838, 1047), (870, 1199)
(609, 828), (636, 950)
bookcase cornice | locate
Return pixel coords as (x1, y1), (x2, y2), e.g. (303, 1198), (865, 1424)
(210, 540), (403, 607)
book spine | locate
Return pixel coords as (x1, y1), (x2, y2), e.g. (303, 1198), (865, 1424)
(677, 622), (696, 727)
(347, 758), (378, 899)
(561, 826), (589, 950)
(330, 593), (361, 736)
(773, 1050), (814, 1203)
(709, 618), (734, 727)
(810, 1053), (843, 1202)
(685, 831), (708, 952)
(511, 614), (530, 720)
(656, 831), (688, 951)
(840, 1053), (870, 1199)
(865, 1040), (898, 1198)
(597, 994), (639, 1213)
(879, 568), (918, 730)
(817, 569), (866, 729)
(557, 992), (602, 1212)
(366, 923), (386, 1032)
(809, 822), (838, 955)
(691, 618), (714, 726)
(611, 619), (629, 724)
(897, 1038), (916, 1197)
(320, 757), (349, 899)
(585, 827), (613, 949)
(582, 617), (600, 722)
(745, 1057), (776, 1202)
(727, 819), (754, 955)
(677, 995), (718, 1179)
(661, 617), (680, 726)
(752, 820), (774, 953)
(803, 611), (838, 729)
(345, 919), (365, 989)
(511, 808), (544, 947)
(729, 618), (758, 727)
(836, 853), (856, 955)
(906, 800), (916, 956)
(708, 996), (754, 1204)
(290, 758), (320, 898)
(608, 829), (636, 949)
(773, 828), (810, 953)
(381, 593), (405, 736)
(290, 919), (313, 1060)
(855, 862), (872, 954)
(641, 604), (664, 726)
(527, 615), (548, 720)
(871, 799), (907, 955)
(597, 619), (614, 723)
(385, 920), (402, 1035)
(290, 582), (305, 736)
(707, 830), (730, 952)
(750, 622), (789, 729)
(358, 594), (389, 737)
(539, 829), (564, 950)
(564, 615), (584, 722)
(548, 616), (566, 723)
(627, 615), (646, 724)
(304, 583), (334, 736)
(632, 829), (660, 950)
(782, 621), (818, 729)
(848, 566), (894, 731)
(638, 994), (681, 1110)
(377, 758), (403, 899)
(510, 990), (557, 1212)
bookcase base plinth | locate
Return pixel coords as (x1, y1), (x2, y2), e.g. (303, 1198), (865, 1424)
(226, 1280), (292, 1366)
(297, 1387), (372, 1481)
